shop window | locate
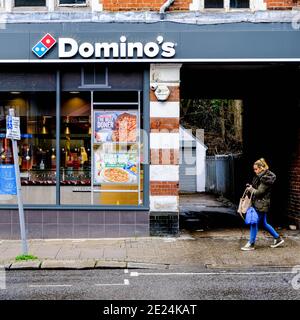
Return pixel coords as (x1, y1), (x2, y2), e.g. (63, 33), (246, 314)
(92, 91), (144, 206)
(204, 0), (250, 8)
(59, 0), (86, 4)
(81, 65), (108, 87)
(60, 91), (144, 206)
(205, 0), (224, 8)
(60, 92), (92, 205)
(0, 92), (56, 205)
(230, 0), (249, 8)
(14, 0), (46, 6)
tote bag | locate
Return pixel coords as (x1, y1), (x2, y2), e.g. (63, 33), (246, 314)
(237, 188), (254, 220)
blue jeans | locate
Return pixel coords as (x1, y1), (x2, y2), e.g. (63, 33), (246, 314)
(249, 211), (279, 245)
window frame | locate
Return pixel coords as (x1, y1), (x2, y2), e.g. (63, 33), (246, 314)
(14, 0), (47, 8)
(190, 0), (256, 11)
(57, 0), (88, 7)
(204, 0), (251, 10)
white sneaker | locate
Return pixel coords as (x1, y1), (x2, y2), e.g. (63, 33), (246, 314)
(241, 242), (255, 251)
(270, 237), (285, 248)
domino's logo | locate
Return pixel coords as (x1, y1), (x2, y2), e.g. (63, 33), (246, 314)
(32, 34), (56, 58)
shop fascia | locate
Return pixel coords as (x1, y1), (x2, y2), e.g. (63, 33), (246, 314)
(58, 35), (176, 59)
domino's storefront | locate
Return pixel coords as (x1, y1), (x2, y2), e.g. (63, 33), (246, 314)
(0, 21), (300, 239)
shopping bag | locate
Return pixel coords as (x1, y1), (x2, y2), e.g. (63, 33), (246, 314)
(245, 206), (259, 225)
(237, 188), (253, 220)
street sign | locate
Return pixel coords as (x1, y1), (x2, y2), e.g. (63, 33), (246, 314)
(6, 115), (21, 140)
(6, 109), (28, 255)
(0, 164), (17, 195)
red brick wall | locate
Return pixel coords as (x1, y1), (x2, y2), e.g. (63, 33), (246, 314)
(150, 181), (179, 195)
(102, 0), (300, 11)
(288, 129), (300, 216)
(265, 0), (296, 9)
(102, 0), (191, 11)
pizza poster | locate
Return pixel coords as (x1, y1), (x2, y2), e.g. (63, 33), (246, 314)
(94, 150), (138, 185)
(94, 111), (137, 143)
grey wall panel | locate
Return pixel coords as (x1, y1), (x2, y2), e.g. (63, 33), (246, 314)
(179, 147), (197, 193)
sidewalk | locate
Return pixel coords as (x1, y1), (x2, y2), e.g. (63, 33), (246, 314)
(1, 228), (300, 270)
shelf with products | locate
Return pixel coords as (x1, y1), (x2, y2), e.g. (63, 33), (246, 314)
(20, 168), (92, 186)
(60, 167), (91, 186)
(21, 169), (56, 186)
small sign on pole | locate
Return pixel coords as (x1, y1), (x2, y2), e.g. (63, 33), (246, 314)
(6, 115), (21, 141)
(6, 109), (28, 255)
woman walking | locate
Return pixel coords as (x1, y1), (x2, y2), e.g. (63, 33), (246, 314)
(241, 158), (284, 251)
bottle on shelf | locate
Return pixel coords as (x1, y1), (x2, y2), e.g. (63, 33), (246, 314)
(40, 160), (45, 170)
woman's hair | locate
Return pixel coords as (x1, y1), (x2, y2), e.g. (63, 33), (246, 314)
(254, 158), (269, 170)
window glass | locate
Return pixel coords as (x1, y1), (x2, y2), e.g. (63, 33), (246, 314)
(230, 0), (249, 8)
(60, 92), (91, 205)
(59, 0), (86, 4)
(15, 0), (46, 6)
(92, 91), (144, 206)
(82, 65), (107, 87)
(0, 92), (56, 205)
(205, 0), (224, 8)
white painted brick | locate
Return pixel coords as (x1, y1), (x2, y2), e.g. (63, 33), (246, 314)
(150, 133), (180, 150)
(150, 165), (179, 181)
(150, 64), (182, 83)
(150, 196), (179, 212)
(189, 0), (201, 11)
(150, 101), (180, 118)
(91, 0), (103, 12)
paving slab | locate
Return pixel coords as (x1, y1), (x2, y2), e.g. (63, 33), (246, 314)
(9, 260), (41, 270)
(79, 249), (104, 259)
(103, 248), (126, 260)
(95, 260), (127, 269)
(41, 259), (96, 269)
(55, 249), (81, 260)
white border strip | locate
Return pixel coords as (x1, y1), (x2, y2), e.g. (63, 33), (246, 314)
(150, 101), (179, 118)
(150, 195), (178, 212)
(150, 133), (180, 149)
(1, 58), (300, 63)
(150, 165), (179, 181)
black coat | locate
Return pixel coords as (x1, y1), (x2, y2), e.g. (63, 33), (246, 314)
(248, 169), (276, 213)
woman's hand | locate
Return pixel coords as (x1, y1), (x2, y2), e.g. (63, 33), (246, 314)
(246, 185), (255, 193)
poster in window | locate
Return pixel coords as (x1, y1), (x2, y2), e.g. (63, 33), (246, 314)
(94, 149), (138, 185)
(0, 164), (17, 195)
(94, 111), (137, 143)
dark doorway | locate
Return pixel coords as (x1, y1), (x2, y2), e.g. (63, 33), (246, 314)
(180, 63), (300, 225)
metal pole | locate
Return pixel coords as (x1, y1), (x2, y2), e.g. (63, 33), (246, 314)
(56, 70), (61, 205)
(137, 91), (141, 205)
(91, 91), (94, 205)
(9, 108), (28, 255)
